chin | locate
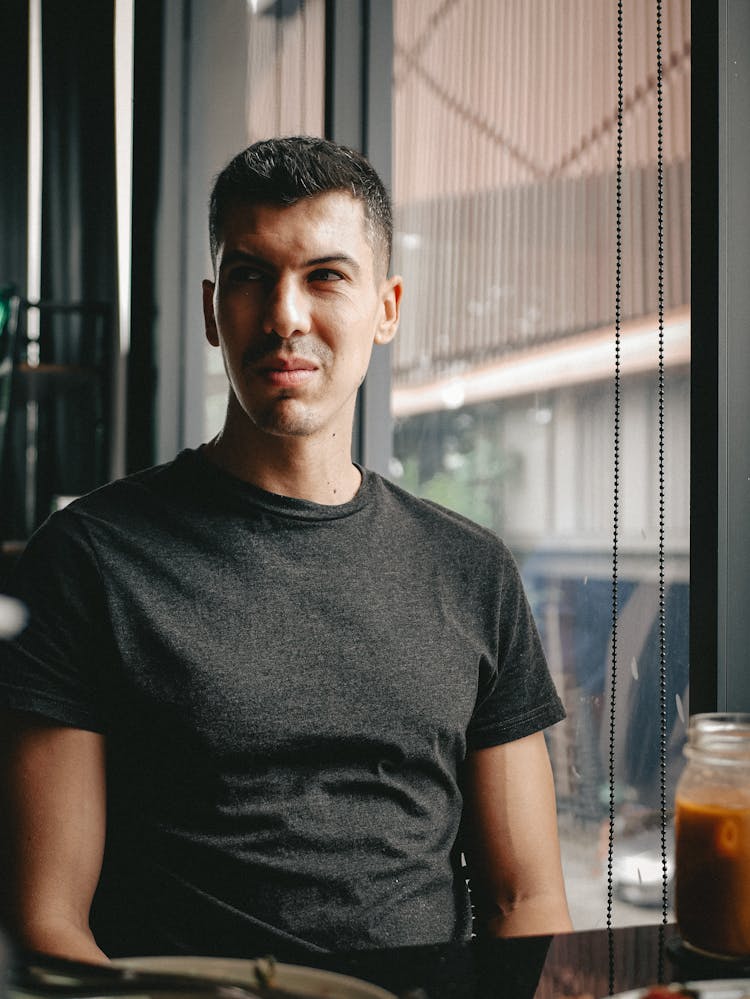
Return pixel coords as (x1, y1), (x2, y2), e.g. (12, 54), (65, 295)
(250, 404), (322, 439)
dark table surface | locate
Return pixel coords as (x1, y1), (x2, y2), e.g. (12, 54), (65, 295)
(8, 924), (750, 999)
(301, 922), (749, 999)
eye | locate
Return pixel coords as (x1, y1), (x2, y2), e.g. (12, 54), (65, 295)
(227, 266), (265, 284)
(309, 268), (344, 283)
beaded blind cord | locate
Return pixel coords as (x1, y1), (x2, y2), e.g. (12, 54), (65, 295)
(607, 1), (624, 991)
(655, 0), (669, 936)
(655, 4), (670, 985)
(608, 1), (669, 991)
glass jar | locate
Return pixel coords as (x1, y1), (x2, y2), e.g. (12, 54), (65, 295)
(675, 713), (750, 958)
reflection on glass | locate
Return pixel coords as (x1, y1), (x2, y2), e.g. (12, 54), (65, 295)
(391, 0), (690, 929)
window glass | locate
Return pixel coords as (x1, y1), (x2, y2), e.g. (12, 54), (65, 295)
(391, 0), (690, 929)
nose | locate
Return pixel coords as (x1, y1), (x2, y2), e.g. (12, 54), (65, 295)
(263, 275), (310, 339)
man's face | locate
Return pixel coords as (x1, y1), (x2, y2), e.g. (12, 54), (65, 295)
(203, 192), (402, 443)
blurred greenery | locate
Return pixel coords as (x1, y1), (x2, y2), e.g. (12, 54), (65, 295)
(393, 404), (522, 534)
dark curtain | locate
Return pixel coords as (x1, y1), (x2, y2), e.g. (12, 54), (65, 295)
(127, 0), (164, 474)
(0, 2), (28, 543)
(33, 0), (117, 520)
(0, 1), (28, 292)
(40, 0), (117, 309)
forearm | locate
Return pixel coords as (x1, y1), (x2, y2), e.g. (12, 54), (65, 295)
(463, 734), (573, 940)
(1, 714), (108, 966)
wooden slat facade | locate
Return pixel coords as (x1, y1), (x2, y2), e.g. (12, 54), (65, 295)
(392, 0), (691, 388)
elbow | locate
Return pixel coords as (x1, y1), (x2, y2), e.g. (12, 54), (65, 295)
(476, 887), (573, 937)
(10, 909), (110, 964)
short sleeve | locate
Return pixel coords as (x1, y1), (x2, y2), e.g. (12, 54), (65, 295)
(0, 511), (112, 731)
(466, 546), (565, 750)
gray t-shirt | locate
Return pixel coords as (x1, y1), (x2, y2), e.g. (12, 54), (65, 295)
(0, 449), (564, 958)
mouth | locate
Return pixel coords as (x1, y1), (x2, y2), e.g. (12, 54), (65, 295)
(254, 356), (319, 387)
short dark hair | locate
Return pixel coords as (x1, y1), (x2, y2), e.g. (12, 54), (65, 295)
(208, 136), (393, 275)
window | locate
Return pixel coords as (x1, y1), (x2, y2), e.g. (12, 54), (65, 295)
(390, 0), (691, 929)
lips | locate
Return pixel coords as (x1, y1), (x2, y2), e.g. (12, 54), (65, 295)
(255, 355), (319, 387)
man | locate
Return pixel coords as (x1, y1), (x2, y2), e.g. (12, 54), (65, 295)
(0, 136), (571, 964)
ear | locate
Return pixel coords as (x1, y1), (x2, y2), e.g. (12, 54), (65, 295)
(374, 275), (403, 346)
(203, 279), (219, 347)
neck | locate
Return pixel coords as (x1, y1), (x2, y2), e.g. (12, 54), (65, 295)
(203, 421), (362, 506)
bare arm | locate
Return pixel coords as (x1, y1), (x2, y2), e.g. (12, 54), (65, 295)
(462, 730), (573, 937)
(0, 710), (108, 963)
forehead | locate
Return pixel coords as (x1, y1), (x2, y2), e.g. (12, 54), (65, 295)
(216, 191), (374, 264)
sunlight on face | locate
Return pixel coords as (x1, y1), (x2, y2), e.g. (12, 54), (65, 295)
(203, 192), (402, 444)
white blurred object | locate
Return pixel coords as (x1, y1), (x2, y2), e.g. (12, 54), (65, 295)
(50, 494), (79, 512)
(612, 824), (675, 908)
(0, 595), (27, 638)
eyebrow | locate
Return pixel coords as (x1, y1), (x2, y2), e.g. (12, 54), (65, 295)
(219, 250), (362, 276)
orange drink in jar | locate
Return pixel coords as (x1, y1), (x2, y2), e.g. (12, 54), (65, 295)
(675, 714), (750, 958)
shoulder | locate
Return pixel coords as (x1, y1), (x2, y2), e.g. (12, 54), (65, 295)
(368, 471), (514, 557)
(64, 451), (192, 517)
(16, 452), (197, 570)
(364, 471), (523, 596)
(43, 450), (200, 538)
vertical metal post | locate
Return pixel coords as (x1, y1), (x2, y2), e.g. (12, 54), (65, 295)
(691, 0), (750, 713)
(325, 0), (364, 149)
(154, 0), (190, 463)
(717, 0), (750, 711)
(360, 0), (395, 477)
(113, 0), (135, 481)
(690, 2), (719, 713)
(24, 0), (43, 535)
(326, 0), (394, 476)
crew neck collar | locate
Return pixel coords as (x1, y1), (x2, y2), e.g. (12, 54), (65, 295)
(178, 447), (373, 522)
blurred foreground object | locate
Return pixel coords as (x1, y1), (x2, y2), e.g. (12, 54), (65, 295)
(0, 595), (27, 639)
(675, 713), (750, 959)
